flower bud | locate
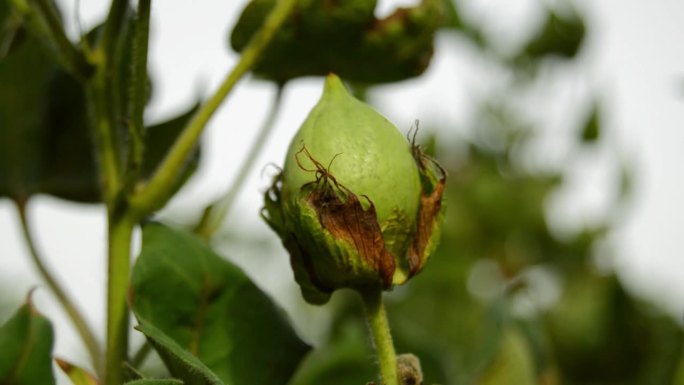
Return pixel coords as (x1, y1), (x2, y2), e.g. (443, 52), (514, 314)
(263, 74), (445, 304)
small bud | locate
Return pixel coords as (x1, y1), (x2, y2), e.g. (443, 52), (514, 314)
(263, 74), (445, 304)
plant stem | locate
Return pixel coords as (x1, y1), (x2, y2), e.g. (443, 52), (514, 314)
(14, 199), (103, 376)
(27, 0), (93, 78)
(131, 340), (152, 368)
(87, 0), (129, 200)
(99, 0), (128, 62)
(130, 0), (298, 216)
(195, 84), (284, 239)
(104, 211), (135, 385)
(359, 287), (399, 385)
(125, 0), (152, 191)
(87, 81), (122, 202)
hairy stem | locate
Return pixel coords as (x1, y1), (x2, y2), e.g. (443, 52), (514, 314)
(104, 211), (135, 385)
(195, 84), (284, 239)
(99, 0), (128, 62)
(360, 287), (399, 385)
(87, 81), (121, 202)
(125, 0), (152, 191)
(130, 0), (298, 216)
(15, 200), (103, 376)
(87, 0), (130, 200)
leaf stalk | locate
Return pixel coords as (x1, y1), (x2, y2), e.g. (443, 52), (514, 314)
(130, 0), (298, 217)
(195, 84), (284, 239)
(15, 200), (103, 377)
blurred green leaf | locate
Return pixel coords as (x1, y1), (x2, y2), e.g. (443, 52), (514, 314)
(131, 223), (310, 385)
(675, 355), (684, 385)
(38, 66), (98, 201)
(474, 327), (536, 385)
(546, 273), (684, 385)
(289, 320), (375, 385)
(135, 320), (224, 385)
(519, 8), (585, 61)
(580, 103), (600, 143)
(230, 0), (442, 83)
(55, 358), (98, 385)
(0, 23), (57, 202)
(0, 7), (197, 203)
(140, 103), (201, 197)
(125, 380), (184, 385)
(439, 0), (463, 29)
(0, 297), (55, 385)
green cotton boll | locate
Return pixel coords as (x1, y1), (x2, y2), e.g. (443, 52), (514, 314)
(283, 75), (421, 227)
(263, 74), (446, 304)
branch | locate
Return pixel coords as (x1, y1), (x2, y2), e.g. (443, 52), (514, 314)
(130, 0), (298, 216)
(195, 84), (284, 239)
(15, 200), (103, 376)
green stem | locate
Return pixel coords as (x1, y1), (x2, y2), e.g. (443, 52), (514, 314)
(131, 340), (152, 368)
(104, 211), (135, 385)
(14, 199), (103, 376)
(130, 0), (298, 216)
(195, 84), (284, 239)
(125, 0), (152, 191)
(26, 0), (93, 78)
(87, 0), (129, 198)
(87, 81), (122, 202)
(360, 287), (399, 385)
(99, 0), (128, 62)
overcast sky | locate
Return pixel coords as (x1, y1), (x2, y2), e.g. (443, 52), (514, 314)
(1, 0), (683, 381)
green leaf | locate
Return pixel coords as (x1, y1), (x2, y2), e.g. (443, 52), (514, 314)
(474, 327), (536, 385)
(0, 10), (198, 203)
(289, 321), (375, 385)
(38, 67), (98, 201)
(0, 297), (55, 385)
(135, 322), (222, 385)
(229, 0), (442, 83)
(546, 273), (684, 384)
(519, 8), (586, 61)
(126, 381), (184, 385)
(580, 102), (600, 143)
(55, 358), (99, 385)
(140, 103), (200, 196)
(0, 24), (57, 202)
(125, 380), (184, 385)
(131, 223), (311, 385)
(135, 320), (223, 385)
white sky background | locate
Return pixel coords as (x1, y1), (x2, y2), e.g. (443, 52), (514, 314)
(0, 0), (683, 380)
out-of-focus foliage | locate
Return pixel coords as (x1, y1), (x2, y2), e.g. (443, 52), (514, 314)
(0, 297), (55, 384)
(580, 102), (601, 143)
(55, 358), (99, 385)
(0, 6), (198, 204)
(230, 0), (445, 83)
(514, 6), (586, 64)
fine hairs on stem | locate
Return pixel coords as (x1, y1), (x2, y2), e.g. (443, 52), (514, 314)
(360, 287), (400, 385)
